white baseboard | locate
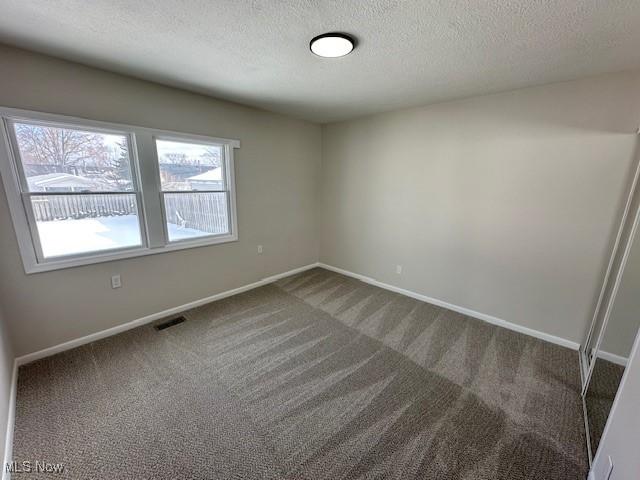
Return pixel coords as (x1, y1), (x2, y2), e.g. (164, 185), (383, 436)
(318, 262), (580, 351)
(10, 260), (581, 366)
(2, 262), (318, 478)
(4, 259), (579, 476)
(2, 359), (17, 480)
(597, 349), (628, 367)
(15, 262), (320, 367)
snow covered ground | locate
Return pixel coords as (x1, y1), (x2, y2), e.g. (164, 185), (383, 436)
(36, 215), (210, 258)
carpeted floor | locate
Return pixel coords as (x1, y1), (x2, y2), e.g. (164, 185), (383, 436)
(13, 267), (588, 479)
(585, 358), (625, 456)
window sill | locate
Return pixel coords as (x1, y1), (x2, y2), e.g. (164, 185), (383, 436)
(23, 233), (239, 274)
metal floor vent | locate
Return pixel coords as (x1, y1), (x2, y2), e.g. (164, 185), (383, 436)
(155, 316), (186, 331)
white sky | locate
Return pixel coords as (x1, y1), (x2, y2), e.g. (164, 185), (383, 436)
(155, 139), (221, 164)
(14, 123), (221, 165)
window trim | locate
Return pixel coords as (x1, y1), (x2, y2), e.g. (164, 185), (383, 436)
(0, 106), (240, 274)
(5, 121), (149, 262)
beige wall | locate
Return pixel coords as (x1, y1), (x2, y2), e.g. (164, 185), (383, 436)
(0, 304), (13, 467)
(1, 42), (639, 358)
(0, 45), (322, 357)
(320, 71), (640, 344)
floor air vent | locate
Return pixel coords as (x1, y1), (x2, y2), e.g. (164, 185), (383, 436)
(155, 316), (186, 331)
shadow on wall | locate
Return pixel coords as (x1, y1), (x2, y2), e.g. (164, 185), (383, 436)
(396, 72), (640, 136)
(320, 70), (640, 345)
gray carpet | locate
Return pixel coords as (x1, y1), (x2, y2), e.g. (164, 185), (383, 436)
(585, 358), (625, 456)
(13, 267), (588, 479)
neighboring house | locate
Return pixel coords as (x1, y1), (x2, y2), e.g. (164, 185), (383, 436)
(187, 167), (223, 190)
(26, 173), (110, 192)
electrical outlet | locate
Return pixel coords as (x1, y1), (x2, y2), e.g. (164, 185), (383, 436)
(396, 265), (402, 275)
(257, 245), (263, 254)
(111, 274), (122, 289)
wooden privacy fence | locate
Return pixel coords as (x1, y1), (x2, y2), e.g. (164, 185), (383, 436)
(164, 193), (229, 234)
(31, 194), (137, 221)
(31, 193), (229, 234)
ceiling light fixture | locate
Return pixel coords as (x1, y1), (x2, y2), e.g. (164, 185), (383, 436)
(310, 33), (355, 58)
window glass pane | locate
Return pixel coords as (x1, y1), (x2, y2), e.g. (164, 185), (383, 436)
(31, 194), (142, 258)
(13, 122), (134, 192)
(155, 139), (224, 191)
(164, 192), (229, 242)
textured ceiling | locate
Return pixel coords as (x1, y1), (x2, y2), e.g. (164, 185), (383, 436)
(0, 0), (639, 123)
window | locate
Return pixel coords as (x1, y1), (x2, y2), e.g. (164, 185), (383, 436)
(11, 121), (144, 259)
(154, 138), (230, 242)
(0, 107), (239, 273)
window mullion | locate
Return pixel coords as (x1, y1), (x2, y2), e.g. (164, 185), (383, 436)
(134, 131), (167, 248)
(225, 144), (238, 238)
(20, 192), (46, 262)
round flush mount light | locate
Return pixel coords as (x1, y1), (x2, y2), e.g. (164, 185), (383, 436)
(310, 32), (355, 58)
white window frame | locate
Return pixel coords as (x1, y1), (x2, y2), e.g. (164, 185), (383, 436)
(0, 106), (240, 274)
(153, 135), (233, 246)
